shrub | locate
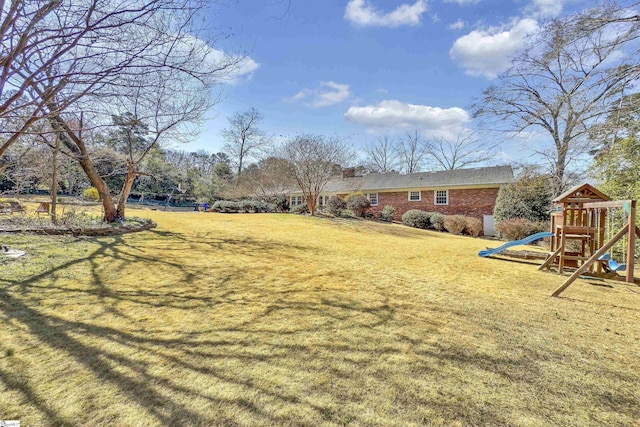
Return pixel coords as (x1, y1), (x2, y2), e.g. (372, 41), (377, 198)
(346, 195), (371, 218)
(275, 194), (289, 212)
(291, 204), (309, 214)
(327, 196), (346, 216)
(212, 200), (240, 213)
(444, 215), (467, 235)
(430, 212), (445, 231)
(494, 170), (553, 222)
(82, 187), (99, 201)
(240, 199), (257, 213)
(465, 216), (483, 237)
(402, 209), (431, 229)
(380, 205), (395, 222)
(495, 218), (549, 241)
(212, 200), (276, 213)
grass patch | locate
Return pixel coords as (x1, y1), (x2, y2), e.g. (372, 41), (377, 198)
(1, 212), (639, 426)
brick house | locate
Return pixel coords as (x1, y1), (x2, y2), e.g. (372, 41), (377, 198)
(288, 165), (513, 235)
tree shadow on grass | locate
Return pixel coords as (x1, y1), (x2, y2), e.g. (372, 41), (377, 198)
(1, 231), (639, 425)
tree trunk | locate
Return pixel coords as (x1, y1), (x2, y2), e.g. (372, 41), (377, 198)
(308, 195), (317, 216)
(51, 134), (59, 224)
(554, 144), (568, 196)
(48, 114), (119, 222)
(116, 163), (137, 220)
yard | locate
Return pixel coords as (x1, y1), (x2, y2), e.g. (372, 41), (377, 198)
(1, 211), (639, 426)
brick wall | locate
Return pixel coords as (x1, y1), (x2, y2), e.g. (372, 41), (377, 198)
(345, 188), (500, 220)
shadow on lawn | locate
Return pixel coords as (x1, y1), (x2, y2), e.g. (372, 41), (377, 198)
(1, 231), (639, 425)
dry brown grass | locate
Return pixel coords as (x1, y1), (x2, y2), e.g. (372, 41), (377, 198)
(1, 211), (639, 426)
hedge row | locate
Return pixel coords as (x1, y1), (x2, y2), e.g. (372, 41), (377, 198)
(401, 210), (483, 237)
(212, 200), (277, 213)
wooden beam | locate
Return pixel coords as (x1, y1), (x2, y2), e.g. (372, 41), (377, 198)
(626, 201), (636, 283)
(552, 224), (630, 297)
(538, 246), (563, 271)
(583, 200), (633, 209)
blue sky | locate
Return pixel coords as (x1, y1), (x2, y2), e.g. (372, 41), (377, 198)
(185, 0), (583, 164)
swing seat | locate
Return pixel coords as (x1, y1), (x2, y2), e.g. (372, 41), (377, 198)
(608, 259), (626, 272)
(598, 254), (626, 272)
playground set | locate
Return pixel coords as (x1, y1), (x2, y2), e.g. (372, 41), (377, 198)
(480, 183), (638, 297)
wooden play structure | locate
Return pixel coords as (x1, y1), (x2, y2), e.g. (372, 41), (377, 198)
(536, 183), (638, 297)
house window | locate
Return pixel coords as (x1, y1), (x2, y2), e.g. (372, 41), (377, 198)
(318, 196), (326, 207)
(408, 191), (421, 201)
(290, 196), (303, 206)
(366, 193), (378, 206)
(435, 190), (448, 205)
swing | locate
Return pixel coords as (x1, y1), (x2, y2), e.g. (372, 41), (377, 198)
(597, 206), (628, 272)
(597, 253), (627, 272)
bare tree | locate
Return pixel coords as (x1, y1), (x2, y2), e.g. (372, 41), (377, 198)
(395, 131), (426, 173)
(425, 131), (498, 170)
(1, 0), (244, 221)
(222, 108), (269, 179)
(240, 156), (295, 199)
(282, 135), (351, 216)
(364, 135), (398, 172)
(476, 3), (640, 194)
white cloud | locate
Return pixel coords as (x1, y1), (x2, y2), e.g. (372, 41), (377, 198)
(444, 0), (480, 5)
(344, 0), (427, 28)
(448, 19), (465, 30)
(180, 35), (259, 84)
(449, 18), (539, 78)
(526, 0), (563, 18)
(286, 81), (351, 107)
(345, 100), (470, 137)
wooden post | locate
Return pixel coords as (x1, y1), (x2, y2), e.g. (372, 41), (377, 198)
(626, 201), (636, 283)
(597, 210), (606, 274)
(552, 224), (630, 297)
(558, 230), (566, 274)
(538, 246), (563, 271)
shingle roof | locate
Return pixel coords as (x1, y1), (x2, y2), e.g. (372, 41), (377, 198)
(316, 165), (514, 194)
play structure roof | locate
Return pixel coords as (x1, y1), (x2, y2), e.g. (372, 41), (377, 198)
(552, 183), (610, 204)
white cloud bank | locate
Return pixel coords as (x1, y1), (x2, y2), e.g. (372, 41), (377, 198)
(345, 100), (470, 137)
(344, 0), (427, 28)
(449, 18), (539, 78)
(287, 81), (351, 107)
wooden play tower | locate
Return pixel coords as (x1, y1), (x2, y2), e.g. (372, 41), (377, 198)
(538, 183), (638, 296)
(544, 184), (609, 273)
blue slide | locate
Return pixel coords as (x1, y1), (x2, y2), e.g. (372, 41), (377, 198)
(478, 232), (554, 257)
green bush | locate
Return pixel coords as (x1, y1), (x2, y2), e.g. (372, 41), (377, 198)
(429, 212), (445, 231)
(346, 195), (371, 218)
(82, 187), (100, 201)
(327, 196), (346, 216)
(444, 215), (467, 235)
(465, 217), (483, 237)
(212, 200), (240, 213)
(291, 204), (309, 214)
(275, 194), (289, 212)
(380, 205), (395, 222)
(212, 200), (275, 213)
(495, 218), (549, 241)
(494, 171), (552, 222)
(402, 210), (431, 229)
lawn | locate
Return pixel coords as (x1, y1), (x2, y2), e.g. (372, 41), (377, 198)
(1, 211), (639, 426)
